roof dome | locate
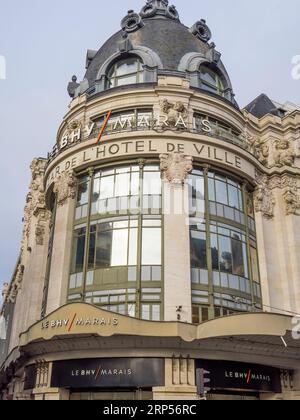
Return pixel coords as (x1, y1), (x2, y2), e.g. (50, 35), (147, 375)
(69, 0), (236, 105)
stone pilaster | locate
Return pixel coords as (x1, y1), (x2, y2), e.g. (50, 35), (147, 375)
(46, 173), (76, 314)
(161, 153), (193, 323)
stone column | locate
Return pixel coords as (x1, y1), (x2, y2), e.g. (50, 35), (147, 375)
(153, 358), (198, 400)
(160, 153), (193, 323)
(46, 172), (76, 315)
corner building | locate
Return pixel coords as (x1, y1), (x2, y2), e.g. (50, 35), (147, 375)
(1, 0), (300, 400)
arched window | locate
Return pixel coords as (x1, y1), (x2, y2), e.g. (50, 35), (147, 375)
(199, 65), (225, 97)
(107, 57), (144, 88)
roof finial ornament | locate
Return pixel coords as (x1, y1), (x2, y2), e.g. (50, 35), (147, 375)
(121, 9), (144, 33)
(190, 19), (212, 43)
(140, 0), (180, 21)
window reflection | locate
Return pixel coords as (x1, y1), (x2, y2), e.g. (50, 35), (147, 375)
(142, 228), (162, 266)
(189, 168), (261, 323)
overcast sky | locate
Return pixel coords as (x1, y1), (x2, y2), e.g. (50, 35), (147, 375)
(0, 0), (299, 302)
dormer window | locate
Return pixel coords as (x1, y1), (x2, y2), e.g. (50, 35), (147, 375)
(200, 65), (225, 97)
(107, 57), (144, 88)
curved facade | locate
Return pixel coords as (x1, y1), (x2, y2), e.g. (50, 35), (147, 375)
(1, 0), (300, 401)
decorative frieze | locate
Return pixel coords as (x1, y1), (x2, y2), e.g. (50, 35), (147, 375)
(53, 171), (77, 206)
(269, 174), (298, 191)
(160, 153), (193, 184)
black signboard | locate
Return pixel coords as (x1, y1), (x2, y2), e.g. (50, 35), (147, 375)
(196, 360), (282, 393)
(51, 358), (165, 389)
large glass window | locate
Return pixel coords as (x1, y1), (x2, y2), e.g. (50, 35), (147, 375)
(107, 57), (144, 88)
(200, 65), (225, 97)
(89, 165), (161, 218)
(189, 169), (262, 324)
(208, 172), (245, 225)
(69, 164), (163, 321)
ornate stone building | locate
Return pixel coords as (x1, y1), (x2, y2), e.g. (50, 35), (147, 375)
(1, 0), (300, 400)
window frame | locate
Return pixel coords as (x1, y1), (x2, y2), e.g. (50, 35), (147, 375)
(107, 57), (144, 89)
(199, 64), (225, 97)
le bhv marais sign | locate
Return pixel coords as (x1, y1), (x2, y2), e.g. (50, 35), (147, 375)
(48, 110), (212, 160)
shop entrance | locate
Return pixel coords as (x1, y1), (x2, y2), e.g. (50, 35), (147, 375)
(69, 388), (153, 401)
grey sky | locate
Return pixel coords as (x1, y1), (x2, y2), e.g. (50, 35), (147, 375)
(0, 0), (299, 301)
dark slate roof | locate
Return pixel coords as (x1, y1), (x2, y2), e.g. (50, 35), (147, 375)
(85, 18), (210, 87)
(245, 94), (282, 118)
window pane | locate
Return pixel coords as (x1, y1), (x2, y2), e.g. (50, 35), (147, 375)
(116, 75), (138, 86)
(152, 305), (161, 321)
(72, 230), (86, 273)
(111, 229), (128, 266)
(190, 231), (207, 269)
(128, 228), (138, 266)
(232, 238), (245, 276)
(142, 228), (161, 265)
(201, 67), (217, 85)
(228, 185), (239, 209)
(202, 83), (218, 94)
(208, 178), (216, 202)
(88, 231), (96, 270)
(96, 230), (112, 268)
(77, 181), (89, 206)
(100, 176), (114, 199)
(215, 181), (228, 205)
(143, 172), (161, 195)
(219, 236), (232, 273)
(142, 305), (150, 320)
(115, 59), (139, 76)
(115, 173), (130, 197)
(131, 172), (140, 196)
(211, 233), (219, 270)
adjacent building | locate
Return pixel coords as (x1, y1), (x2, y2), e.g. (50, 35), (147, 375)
(1, 0), (300, 400)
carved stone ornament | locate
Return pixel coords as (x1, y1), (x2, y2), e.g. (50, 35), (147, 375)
(248, 136), (270, 167)
(140, 1), (179, 21)
(160, 153), (193, 184)
(190, 19), (212, 43)
(254, 175), (276, 220)
(159, 99), (188, 129)
(283, 187), (300, 216)
(54, 171), (77, 206)
(268, 174), (298, 191)
(21, 158), (48, 254)
(35, 224), (46, 246)
(1, 283), (9, 300)
(121, 10), (144, 33)
(273, 139), (297, 168)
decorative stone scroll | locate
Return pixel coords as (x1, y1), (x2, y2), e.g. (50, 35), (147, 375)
(53, 171), (77, 206)
(160, 153), (193, 184)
